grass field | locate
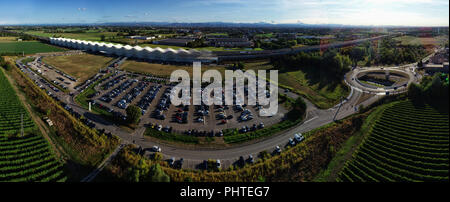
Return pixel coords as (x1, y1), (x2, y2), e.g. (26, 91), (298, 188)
(278, 70), (349, 108)
(243, 61), (348, 109)
(42, 54), (114, 84)
(337, 100), (449, 182)
(18, 31), (119, 42)
(393, 36), (448, 46)
(0, 41), (66, 54)
(120, 60), (228, 77)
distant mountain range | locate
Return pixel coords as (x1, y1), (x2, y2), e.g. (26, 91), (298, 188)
(4, 21), (405, 28)
(4, 21), (441, 28)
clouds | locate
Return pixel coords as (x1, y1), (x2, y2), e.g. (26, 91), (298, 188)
(0, 0), (448, 26)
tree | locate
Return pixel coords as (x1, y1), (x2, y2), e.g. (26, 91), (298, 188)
(126, 105), (141, 124)
(149, 164), (170, 182)
(408, 83), (424, 105)
(100, 35), (106, 41)
(237, 62), (245, 69)
(418, 60), (423, 68)
(349, 47), (366, 65)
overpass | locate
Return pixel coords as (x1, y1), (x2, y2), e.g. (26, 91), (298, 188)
(214, 35), (390, 62)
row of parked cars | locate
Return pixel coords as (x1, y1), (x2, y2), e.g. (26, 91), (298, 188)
(152, 87), (172, 120)
(54, 68), (77, 82)
(137, 85), (162, 115)
(38, 78), (60, 92)
(76, 73), (105, 92)
(116, 81), (148, 109)
(184, 129), (223, 137)
(102, 74), (126, 90)
(99, 78), (136, 103)
(239, 122), (265, 133)
(238, 108), (254, 122)
(52, 80), (68, 90)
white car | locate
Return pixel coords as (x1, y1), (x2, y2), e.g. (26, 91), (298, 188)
(275, 146), (281, 154)
(152, 146), (161, 152)
(294, 133), (305, 143)
(288, 138), (295, 146)
(216, 160), (221, 169)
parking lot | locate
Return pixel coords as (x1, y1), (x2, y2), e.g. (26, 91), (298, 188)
(88, 72), (287, 135)
(20, 55), (287, 140)
(25, 57), (78, 91)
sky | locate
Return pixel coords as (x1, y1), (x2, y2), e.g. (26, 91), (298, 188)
(0, 0), (448, 26)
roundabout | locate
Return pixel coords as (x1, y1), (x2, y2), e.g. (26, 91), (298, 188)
(345, 66), (417, 95)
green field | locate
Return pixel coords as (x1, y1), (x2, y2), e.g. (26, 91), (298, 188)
(0, 69), (66, 182)
(254, 33), (274, 38)
(279, 70), (348, 109)
(337, 100), (449, 182)
(120, 60), (228, 77)
(18, 31), (119, 42)
(245, 61), (349, 109)
(0, 41), (66, 54)
(42, 54), (114, 84)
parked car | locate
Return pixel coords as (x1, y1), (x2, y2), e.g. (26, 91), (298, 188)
(151, 146), (161, 152)
(274, 146), (281, 154)
(294, 133), (305, 143)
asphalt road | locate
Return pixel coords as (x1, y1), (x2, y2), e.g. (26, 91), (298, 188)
(16, 57), (384, 169)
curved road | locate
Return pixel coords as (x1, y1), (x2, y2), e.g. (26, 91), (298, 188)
(17, 56), (421, 169)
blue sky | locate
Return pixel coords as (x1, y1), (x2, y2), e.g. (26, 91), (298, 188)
(0, 0), (448, 26)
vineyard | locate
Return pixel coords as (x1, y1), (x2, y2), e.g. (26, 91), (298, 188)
(0, 69), (66, 182)
(0, 69), (34, 134)
(338, 100), (449, 182)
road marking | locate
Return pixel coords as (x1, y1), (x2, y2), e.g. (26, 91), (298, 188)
(303, 116), (318, 124)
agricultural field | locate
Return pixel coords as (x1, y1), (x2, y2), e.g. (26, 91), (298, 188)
(0, 69), (35, 134)
(0, 69), (66, 182)
(17, 30), (119, 42)
(42, 53), (115, 84)
(0, 41), (66, 54)
(393, 35), (447, 47)
(120, 60), (228, 77)
(338, 100), (449, 182)
(0, 37), (18, 42)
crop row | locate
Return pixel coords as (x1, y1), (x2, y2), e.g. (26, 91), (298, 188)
(338, 100), (449, 182)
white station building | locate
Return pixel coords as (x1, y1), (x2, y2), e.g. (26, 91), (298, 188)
(49, 37), (218, 63)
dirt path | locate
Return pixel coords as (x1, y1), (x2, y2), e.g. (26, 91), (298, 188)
(1, 66), (66, 159)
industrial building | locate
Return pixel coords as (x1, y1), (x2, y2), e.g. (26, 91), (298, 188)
(207, 38), (253, 48)
(126, 36), (156, 40)
(49, 38), (217, 63)
(152, 38), (195, 47)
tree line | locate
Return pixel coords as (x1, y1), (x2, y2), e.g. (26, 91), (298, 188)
(270, 49), (352, 81)
(408, 73), (449, 112)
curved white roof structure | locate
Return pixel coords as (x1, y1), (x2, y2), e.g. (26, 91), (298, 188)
(49, 37), (217, 63)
